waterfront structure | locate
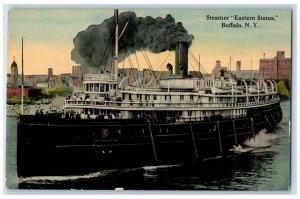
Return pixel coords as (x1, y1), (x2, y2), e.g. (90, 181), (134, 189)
(24, 75), (48, 88)
(48, 68), (55, 89)
(72, 65), (84, 85)
(7, 87), (42, 98)
(189, 71), (203, 78)
(60, 73), (72, 87)
(259, 51), (291, 80)
(11, 59), (19, 88)
(234, 61), (259, 79)
(118, 68), (139, 86)
(211, 60), (228, 77)
(72, 65), (83, 76)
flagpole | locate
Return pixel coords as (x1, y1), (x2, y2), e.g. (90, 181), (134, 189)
(21, 37), (24, 115)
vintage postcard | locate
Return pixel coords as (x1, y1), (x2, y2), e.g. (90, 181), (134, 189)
(5, 6), (292, 191)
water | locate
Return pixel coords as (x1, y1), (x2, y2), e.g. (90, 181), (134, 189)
(5, 100), (291, 191)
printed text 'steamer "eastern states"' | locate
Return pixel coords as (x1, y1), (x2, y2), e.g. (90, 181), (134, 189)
(206, 15), (230, 20)
(207, 15), (257, 20)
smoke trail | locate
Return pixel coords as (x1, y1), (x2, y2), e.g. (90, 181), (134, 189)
(71, 11), (194, 71)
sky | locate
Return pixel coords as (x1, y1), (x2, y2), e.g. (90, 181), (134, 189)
(6, 8), (292, 75)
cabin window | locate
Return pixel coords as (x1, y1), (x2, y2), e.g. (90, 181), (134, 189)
(129, 94), (132, 100)
(153, 95), (157, 100)
(180, 95), (184, 100)
(105, 84), (109, 92)
(100, 84), (104, 92)
(190, 95), (193, 100)
(95, 84), (99, 92)
(165, 95), (171, 101)
(188, 111), (192, 116)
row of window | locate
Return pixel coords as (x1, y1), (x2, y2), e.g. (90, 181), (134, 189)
(196, 80), (212, 87)
(122, 93), (196, 101)
(85, 83), (117, 92)
(186, 109), (245, 117)
(121, 93), (275, 103)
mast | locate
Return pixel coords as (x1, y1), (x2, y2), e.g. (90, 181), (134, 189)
(251, 59), (253, 79)
(198, 55), (201, 73)
(21, 37), (24, 115)
(229, 56), (231, 72)
(113, 9), (119, 81)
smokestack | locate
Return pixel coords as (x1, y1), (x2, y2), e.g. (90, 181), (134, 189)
(166, 63), (173, 76)
(216, 60), (221, 68)
(175, 41), (189, 76)
(48, 68), (53, 77)
(236, 61), (241, 71)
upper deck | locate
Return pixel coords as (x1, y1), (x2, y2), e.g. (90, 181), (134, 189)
(65, 73), (280, 113)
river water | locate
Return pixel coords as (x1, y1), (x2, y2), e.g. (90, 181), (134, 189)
(5, 100), (291, 191)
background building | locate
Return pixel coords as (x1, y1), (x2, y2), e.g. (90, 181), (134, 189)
(60, 73), (72, 87)
(7, 87), (42, 98)
(11, 60), (19, 88)
(118, 68), (139, 86)
(189, 71), (203, 78)
(259, 51), (291, 80)
(234, 61), (259, 79)
(211, 60), (228, 77)
(7, 60), (20, 88)
(72, 65), (83, 86)
(48, 68), (55, 88)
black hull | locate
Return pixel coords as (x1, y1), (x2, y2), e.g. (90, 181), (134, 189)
(17, 103), (282, 178)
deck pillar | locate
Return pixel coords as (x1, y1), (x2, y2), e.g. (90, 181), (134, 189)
(216, 121), (223, 154)
(189, 123), (198, 158)
(148, 122), (157, 162)
(232, 120), (238, 146)
(250, 117), (256, 140)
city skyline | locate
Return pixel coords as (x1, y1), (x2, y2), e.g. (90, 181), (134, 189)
(7, 9), (291, 75)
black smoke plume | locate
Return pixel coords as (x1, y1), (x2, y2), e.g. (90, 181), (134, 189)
(71, 11), (194, 71)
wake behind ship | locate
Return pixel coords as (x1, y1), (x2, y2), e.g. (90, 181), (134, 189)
(17, 10), (283, 178)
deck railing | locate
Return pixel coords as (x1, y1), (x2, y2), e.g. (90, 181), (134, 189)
(84, 73), (115, 81)
(64, 97), (280, 109)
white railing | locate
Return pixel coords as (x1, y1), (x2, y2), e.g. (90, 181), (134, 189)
(84, 73), (115, 81)
(123, 86), (161, 92)
(64, 97), (280, 109)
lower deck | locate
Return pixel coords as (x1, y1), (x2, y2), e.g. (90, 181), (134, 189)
(16, 104), (282, 177)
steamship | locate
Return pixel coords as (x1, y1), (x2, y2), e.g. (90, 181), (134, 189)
(17, 10), (282, 177)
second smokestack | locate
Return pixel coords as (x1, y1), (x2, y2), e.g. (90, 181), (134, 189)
(175, 42), (189, 76)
